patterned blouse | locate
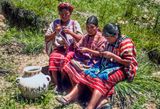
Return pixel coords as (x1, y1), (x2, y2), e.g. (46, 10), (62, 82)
(45, 19), (82, 55)
(104, 35), (138, 81)
(74, 31), (106, 65)
(84, 35), (138, 82)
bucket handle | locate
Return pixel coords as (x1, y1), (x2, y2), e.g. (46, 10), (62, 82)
(45, 75), (51, 82)
(16, 77), (21, 85)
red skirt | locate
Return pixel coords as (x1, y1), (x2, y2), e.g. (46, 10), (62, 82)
(49, 47), (65, 72)
(78, 70), (126, 96)
(49, 47), (74, 72)
(62, 61), (125, 97)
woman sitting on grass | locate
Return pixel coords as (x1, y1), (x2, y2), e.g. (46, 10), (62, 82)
(45, 2), (83, 92)
(57, 23), (138, 109)
(56, 17), (114, 106)
(61, 15), (107, 87)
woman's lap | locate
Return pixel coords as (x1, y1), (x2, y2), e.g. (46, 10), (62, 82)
(62, 60), (125, 97)
(81, 69), (126, 96)
(49, 48), (65, 72)
(62, 62), (82, 83)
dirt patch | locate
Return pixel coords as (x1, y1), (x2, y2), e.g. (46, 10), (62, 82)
(0, 14), (6, 35)
(143, 102), (157, 109)
(1, 41), (25, 54)
(0, 44), (49, 75)
(13, 53), (49, 75)
(0, 76), (11, 91)
(155, 0), (160, 4)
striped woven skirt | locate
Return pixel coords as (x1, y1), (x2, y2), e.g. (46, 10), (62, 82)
(62, 60), (124, 97)
(49, 47), (75, 72)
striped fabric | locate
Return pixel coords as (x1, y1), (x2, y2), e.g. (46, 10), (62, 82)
(49, 47), (66, 71)
(63, 35), (138, 96)
(77, 32), (105, 51)
(74, 32), (106, 63)
(62, 31), (106, 76)
(119, 37), (138, 82)
(47, 19), (82, 72)
(80, 69), (126, 96)
(103, 36), (138, 82)
(84, 60), (122, 80)
(49, 47), (75, 71)
(63, 61), (117, 96)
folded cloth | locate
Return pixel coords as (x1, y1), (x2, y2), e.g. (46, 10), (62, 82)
(84, 60), (122, 80)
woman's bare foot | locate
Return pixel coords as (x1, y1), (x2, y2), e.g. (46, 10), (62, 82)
(96, 98), (109, 109)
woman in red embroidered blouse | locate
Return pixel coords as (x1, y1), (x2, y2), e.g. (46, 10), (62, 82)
(62, 15), (106, 86)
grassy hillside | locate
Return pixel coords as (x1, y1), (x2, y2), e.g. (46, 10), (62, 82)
(0, 0), (160, 109)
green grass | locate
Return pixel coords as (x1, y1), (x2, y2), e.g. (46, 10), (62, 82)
(11, 0), (59, 20)
(0, 0), (160, 108)
(0, 28), (44, 54)
(1, 0), (159, 52)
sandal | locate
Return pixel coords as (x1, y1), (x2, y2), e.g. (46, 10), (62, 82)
(56, 96), (70, 105)
(96, 103), (112, 109)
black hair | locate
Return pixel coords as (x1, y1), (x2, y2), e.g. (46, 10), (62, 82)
(103, 23), (121, 38)
(86, 15), (98, 27)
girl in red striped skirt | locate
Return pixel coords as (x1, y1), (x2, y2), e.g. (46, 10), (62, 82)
(57, 23), (138, 109)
